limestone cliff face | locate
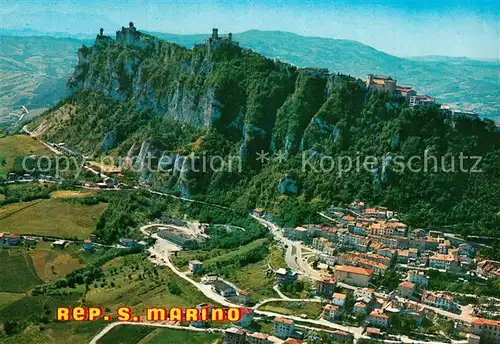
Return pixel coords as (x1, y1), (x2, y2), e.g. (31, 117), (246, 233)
(63, 29), (356, 159)
(36, 26), (373, 174)
(69, 31), (219, 128)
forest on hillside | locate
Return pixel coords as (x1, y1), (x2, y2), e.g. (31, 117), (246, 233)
(26, 30), (500, 236)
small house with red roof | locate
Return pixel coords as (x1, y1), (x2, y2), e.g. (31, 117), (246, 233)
(7, 233), (21, 246)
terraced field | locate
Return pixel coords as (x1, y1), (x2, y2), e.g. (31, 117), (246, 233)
(0, 249), (43, 293)
(97, 326), (221, 344)
(0, 134), (52, 177)
(0, 198), (107, 239)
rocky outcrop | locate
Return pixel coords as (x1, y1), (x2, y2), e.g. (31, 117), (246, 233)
(277, 176), (298, 195)
(101, 131), (116, 152)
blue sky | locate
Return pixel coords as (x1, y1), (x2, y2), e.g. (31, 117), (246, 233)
(1, 0), (499, 59)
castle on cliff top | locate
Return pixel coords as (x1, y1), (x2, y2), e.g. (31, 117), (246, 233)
(115, 22), (140, 40)
(195, 28), (239, 49)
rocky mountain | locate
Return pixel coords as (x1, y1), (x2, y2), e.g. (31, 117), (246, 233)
(27, 26), (500, 233)
(149, 30), (500, 121)
(1, 29), (498, 131)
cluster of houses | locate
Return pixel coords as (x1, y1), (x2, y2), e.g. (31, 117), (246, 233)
(293, 202), (481, 279)
(276, 201), (500, 342)
(365, 74), (479, 118)
(315, 277), (391, 330)
(0, 233), (33, 246)
(223, 316), (352, 344)
(0, 232), (100, 252)
(366, 74), (435, 108)
(2, 172), (60, 184)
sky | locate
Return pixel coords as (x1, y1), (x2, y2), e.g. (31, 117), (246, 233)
(0, 0), (499, 59)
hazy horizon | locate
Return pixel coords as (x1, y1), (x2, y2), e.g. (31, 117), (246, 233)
(1, 0), (499, 60)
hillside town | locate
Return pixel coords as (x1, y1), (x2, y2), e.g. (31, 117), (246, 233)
(246, 201), (500, 343)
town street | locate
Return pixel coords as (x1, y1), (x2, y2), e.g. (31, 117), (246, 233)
(251, 215), (476, 323)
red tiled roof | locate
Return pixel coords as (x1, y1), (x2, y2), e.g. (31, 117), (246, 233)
(367, 327), (381, 335)
(250, 332), (268, 340)
(472, 318), (500, 327)
(335, 265), (374, 276)
(323, 304), (340, 311)
(399, 281), (415, 289)
(274, 316), (294, 325)
(370, 310), (389, 319)
(319, 277), (337, 284)
(284, 339), (303, 344)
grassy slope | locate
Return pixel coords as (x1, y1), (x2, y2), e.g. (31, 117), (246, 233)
(0, 252), (215, 344)
(28, 242), (83, 281)
(85, 254), (212, 314)
(0, 293), (82, 321)
(0, 135), (52, 176)
(259, 301), (323, 318)
(0, 199), (107, 239)
(175, 242), (287, 300)
(0, 320), (107, 344)
(0, 249), (43, 293)
(97, 326), (221, 344)
(0, 292), (25, 308)
(173, 238), (269, 270)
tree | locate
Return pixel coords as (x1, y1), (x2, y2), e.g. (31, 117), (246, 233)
(3, 320), (18, 335)
(168, 282), (182, 295)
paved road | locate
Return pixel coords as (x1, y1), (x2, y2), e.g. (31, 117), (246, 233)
(149, 189), (233, 211)
(254, 297), (322, 310)
(22, 125), (63, 155)
(139, 224), (371, 338)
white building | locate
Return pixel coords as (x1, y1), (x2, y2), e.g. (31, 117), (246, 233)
(273, 317), (294, 339)
(354, 288), (375, 303)
(332, 293), (347, 307)
(323, 304), (340, 321)
(368, 310), (389, 328)
(408, 270), (429, 287)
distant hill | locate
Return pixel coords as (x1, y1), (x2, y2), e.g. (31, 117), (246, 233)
(149, 30), (499, 121)
(0, 35), (91, 129)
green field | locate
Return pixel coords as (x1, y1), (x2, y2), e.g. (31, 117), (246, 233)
(0, 199), (107, 239)
(0, 292), (25, 308)
(0, 293), (82, 322)
(224, 244), (287, 300)
(29, 242), (83, 281)
(0, 249), (43, 293)
(85, 254), (213, 314)
(173, 238), (270, 270)
(259, 300), (323, 319)
(96, 325), (155, 344)
(97, 326), (221, 344)
(0, 135), (52, 177)
(0, 320), (107, 344)
(173, 241), (286, 300)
